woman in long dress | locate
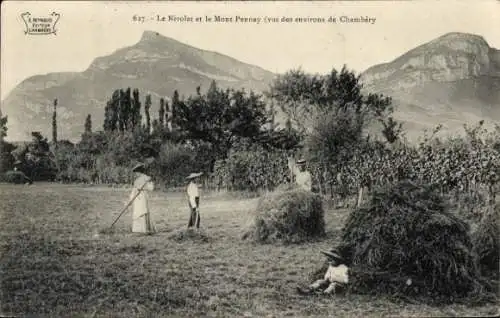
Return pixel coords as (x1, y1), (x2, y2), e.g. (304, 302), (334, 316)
(130, 163), (156, 234)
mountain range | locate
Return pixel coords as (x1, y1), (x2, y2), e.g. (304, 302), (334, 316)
(2, 30), (499, 142)
(361, 32), (500, 139)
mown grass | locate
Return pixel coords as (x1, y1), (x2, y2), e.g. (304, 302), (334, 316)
(0, 183), (498, 317)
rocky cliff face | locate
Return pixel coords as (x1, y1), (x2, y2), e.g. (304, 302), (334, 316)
(362, 33), (499, 89)
(360, 32), (500, 141)
(1, 31), (276, 141)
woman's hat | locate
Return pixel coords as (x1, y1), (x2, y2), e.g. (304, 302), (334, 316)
(186, 172), (203, 180)
(321, 249), (344, 263)
(296, 159), (306, 165)
(132, 163), (146, 172)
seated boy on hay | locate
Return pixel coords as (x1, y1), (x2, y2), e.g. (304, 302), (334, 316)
(297, 249), (349, 295)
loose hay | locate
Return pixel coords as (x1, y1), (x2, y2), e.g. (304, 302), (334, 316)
(472, 203), (500, 279)
(242, 188), (325, 244)
(98, 227), (117, 235)
(335, 180), (493, 304)
(168, 228), (211, 243)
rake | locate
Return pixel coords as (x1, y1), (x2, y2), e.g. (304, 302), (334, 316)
(99, 179), (150, 234)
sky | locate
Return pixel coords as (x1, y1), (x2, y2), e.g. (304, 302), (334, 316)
(1, 0), (499, 100)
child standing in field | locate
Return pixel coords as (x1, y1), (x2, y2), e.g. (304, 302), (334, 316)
(186, 172), (203, 229)
(130, 163), (156, 234)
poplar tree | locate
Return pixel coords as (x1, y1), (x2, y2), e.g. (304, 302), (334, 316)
(84, 114), (92, 134)
(132, 89), (142, 129)
(52, 99), (58, 145)
(145, 94), (152, 134)
(171, 90), (180, 131)
(165, 99), (171, 131)
(159, 98), (165, 127)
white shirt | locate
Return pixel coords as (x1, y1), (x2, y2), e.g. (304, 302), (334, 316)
(324, 264), (349, 284)
(187, 181), (199, 207)
(295, 170), (312, 191)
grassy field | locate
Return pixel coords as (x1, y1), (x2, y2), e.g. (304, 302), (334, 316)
(0, 183), (498, 317)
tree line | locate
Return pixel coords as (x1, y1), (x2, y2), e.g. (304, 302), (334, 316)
(0, 65), (497, 202)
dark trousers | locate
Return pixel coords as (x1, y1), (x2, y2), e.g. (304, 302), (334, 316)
(188, 197), (200, 228)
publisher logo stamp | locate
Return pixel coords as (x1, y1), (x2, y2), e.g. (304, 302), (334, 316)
(21, 12), (60, 35)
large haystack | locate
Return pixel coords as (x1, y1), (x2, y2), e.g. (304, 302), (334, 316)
(472, 203), (500, 279)
(336, 180), (491, 304)
(242, 188), (325, 244)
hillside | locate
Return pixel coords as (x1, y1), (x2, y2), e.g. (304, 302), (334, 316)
(360, 32), (500, 141)
(1, 31), (276, 141)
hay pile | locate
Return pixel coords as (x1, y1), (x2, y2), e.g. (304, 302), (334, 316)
(242, 188), (325, 244)
(472, 203), (500, 279)
(336, 180), (491, 304)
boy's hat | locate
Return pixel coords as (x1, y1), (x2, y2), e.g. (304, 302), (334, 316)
(186, 172), (203, 180)
(132, 163), (146, 172)
(320, 249), (344, 263)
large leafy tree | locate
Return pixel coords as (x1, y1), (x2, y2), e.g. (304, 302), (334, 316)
(20, 132), (57, 181)
(174, 80), (268, 160)
(268, 65), (401, 194)
(267, 65), (396, 137)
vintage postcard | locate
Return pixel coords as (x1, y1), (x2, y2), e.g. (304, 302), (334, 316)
(1, 1), (499, 317)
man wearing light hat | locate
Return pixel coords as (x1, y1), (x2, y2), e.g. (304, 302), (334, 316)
(295, 159), (312, 192)
(186, 172), (203, 229)
(129, 163), (156, 234)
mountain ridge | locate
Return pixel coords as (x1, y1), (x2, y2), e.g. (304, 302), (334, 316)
(2, 31), (499, 142)
(1, 30), (276, 141)
(359, 31), (500, 140)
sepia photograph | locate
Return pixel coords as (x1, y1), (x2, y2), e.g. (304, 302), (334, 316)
(0, 0), (499, 317)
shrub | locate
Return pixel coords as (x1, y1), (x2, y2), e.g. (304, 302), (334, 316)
(151, 142), (197, 188)
(242, 188), (325, 244)
(213, 146), (289, 192)
(0, 140), (15, 173)
(1, 170), (32, 184)
(336, 180), (491, 304)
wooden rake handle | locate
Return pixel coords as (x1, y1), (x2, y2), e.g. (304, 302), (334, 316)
(109, 179), (150, 228)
